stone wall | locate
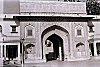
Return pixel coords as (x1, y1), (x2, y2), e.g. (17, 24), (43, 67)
(20, 20), (90, 62)
(70, 22), (90, 60)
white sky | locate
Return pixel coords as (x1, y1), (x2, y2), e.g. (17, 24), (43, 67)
(93, 22), (100, 35)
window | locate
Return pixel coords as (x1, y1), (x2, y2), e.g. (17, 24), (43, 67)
(76, 42), (85, 51)
(12, 26), (16, 32)
(25, 24), (35, 38)
(89, 27), (94, 32)
(27, 29), (32, 36)
(26, 44), (35, 55)
(10, 25), (18, 33)
(75, 25), (84, 37)
(0, 25), (2, 33)
(77, 29), (82, 35)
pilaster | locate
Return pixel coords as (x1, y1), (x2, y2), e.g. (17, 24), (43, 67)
(94, 41), (97, 56)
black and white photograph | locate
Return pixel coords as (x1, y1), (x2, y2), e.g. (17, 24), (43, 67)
(0, 0), (100, 67)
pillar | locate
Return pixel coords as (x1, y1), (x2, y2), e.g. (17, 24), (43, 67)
(94, 42), (97, 56)
(4, 45), (6, 60)
(43, 39), (46, 61)
(0, 45), (3, 66)
(18, 44), (20, 61)
(59, 47), (62, 61)
(1, 45), (3, 58)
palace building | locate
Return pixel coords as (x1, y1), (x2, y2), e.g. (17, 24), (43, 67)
(0, 0), (100, 65)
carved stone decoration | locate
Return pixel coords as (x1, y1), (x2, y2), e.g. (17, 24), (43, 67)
(40, 22), (70, 34)
(20, 2), (86, 14)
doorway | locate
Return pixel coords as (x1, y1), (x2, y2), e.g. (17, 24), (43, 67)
(6, 45), (18, 60)
(45, 34), (64, 61)
(96, 43), (100, 55)
(89, 43), (94, 56)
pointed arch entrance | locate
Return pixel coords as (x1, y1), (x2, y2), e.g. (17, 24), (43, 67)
(41, 25), (69, 61)
(45, 34), (64, 61)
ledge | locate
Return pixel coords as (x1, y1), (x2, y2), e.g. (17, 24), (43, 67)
(11, 32), (18, 33)
(14, 16), (94, 21)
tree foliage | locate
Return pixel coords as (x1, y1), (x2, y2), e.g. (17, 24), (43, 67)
(86, 0), (100, 15)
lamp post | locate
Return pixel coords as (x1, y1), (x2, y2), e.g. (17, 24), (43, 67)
(21, 38), (25, 67)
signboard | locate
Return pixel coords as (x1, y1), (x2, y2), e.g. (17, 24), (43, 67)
(20, 2), (86, 14)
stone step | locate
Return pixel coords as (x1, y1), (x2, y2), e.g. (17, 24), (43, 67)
(24, 59), (46, 63)
(90, 56), (100, 60)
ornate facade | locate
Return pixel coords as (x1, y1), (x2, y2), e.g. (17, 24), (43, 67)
(0, 0), (96, 65)
(18, 16), (92, 63)
(16, 1), (92, 63)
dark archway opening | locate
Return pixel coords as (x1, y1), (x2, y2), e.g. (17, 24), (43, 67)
(96, 43), (100, 55)
(41, 25), (69, 59)
(45, 34), (64, 61)
(89, 43), (94, 56)
(6, 45), (18, 60)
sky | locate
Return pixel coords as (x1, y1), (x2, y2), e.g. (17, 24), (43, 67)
(3, 0), (20, 14)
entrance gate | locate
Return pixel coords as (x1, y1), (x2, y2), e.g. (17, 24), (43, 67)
(45, 34), (64, 61)
(42, 25), (69, 61)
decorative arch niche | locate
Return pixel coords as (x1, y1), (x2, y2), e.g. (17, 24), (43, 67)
(75, 25), (84, 37)
(25, 43), (35, 59)
(75, 42), (86, 57)
(76, 42), (85, 52)
(24, 24), (35, 38)
(25, 43), (35, 54)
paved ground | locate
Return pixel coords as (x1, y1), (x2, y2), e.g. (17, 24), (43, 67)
(3, 61), (21, 67)
(2, 59), (100, 67)
(24, 59), (100, 67)
(3, 64), (20, 67)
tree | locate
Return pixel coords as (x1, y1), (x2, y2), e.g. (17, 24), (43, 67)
(86, 0), (100, 15)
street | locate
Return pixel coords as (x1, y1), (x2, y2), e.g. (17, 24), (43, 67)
(3, 61), (21, 67)
(24, 59), (100, 67)
(2, 59), (100, 67)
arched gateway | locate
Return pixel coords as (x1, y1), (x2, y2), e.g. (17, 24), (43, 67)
(41, 25), (69, 61)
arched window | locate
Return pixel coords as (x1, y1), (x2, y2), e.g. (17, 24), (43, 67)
(25, 43), (35, 59)
(0, 25), (2, 33)
(76, 42), (85, 52)
(75, 25), (84, 37)
(26, 44), (35, 54)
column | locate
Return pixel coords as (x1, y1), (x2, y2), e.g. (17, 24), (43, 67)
(1, 45), (3, 58)
(59, 47), (62, 61)
(94, 42), (97, 56)
(43, 39), (46, 61)
(43, 46), (46, 61)
(0, 45), (3, 66)
(4, 45), (6, 60)
(18, 44), (20, 61)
